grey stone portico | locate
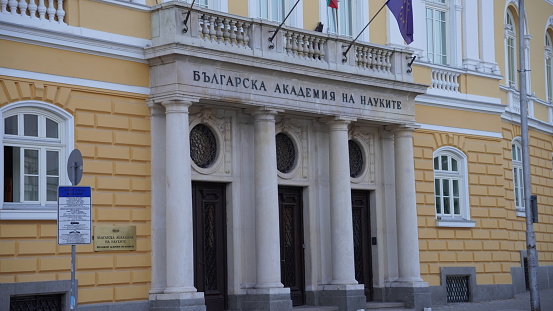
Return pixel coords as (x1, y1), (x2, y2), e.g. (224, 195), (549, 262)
(145, 2), (429, 311)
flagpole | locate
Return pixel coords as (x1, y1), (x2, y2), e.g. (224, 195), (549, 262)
(342, 0), (389, 62)
(268, 0), (302, 49)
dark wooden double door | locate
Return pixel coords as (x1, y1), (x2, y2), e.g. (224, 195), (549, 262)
(352, 190), (374, 301)
(192, 182), (228, 311)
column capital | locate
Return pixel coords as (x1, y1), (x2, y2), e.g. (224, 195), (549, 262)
(162, 100), (192, 114)
(147, 100), (165, 117)
(321, 115), (356, 126)
(246, 107), (283, 119)
(385, 124), (420, 134)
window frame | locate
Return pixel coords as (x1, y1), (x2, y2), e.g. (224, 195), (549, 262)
(505, 9), (517, 88)
(546, 32), (553, 102)
(433, 146), (474, 227)
(250, 0), (302, 27)
(512, 138), (525, 216)
(425, 0), (449, 65)
(327, 0), (354, 37)
(1, 101), (74, 220)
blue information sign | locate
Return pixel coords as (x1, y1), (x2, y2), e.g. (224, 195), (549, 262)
(57, 186), (92, 245)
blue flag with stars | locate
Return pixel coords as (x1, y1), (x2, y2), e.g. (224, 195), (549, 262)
(387, 0), (414, 44)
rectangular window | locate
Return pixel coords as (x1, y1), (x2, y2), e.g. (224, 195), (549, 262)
(328, 1), (353, 37)
(546, 56), (552, 101)
(426, 6), (447, 65)
(507, 36), (516, 86)
(258, 0), (285, 22)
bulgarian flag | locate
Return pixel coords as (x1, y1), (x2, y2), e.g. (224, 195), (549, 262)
(327, 0), (338, 9)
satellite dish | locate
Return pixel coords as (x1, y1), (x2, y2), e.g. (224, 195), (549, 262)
(67, 149), (83, 186)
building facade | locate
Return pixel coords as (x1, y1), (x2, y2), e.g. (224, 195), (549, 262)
(1, 1), (553, 311)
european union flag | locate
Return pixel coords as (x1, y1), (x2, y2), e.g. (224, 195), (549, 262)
(387, 0), (414, 44)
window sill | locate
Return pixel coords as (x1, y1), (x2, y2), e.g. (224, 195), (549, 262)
(516, 210), (526, 217)
(0, 204), (57, 220)
(436, 218), (476, 228)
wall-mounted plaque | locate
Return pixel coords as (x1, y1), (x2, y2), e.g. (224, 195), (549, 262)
(94, 226), (136, 252)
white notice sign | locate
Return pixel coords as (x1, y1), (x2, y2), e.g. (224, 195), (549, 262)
(57, 186), (92, 245)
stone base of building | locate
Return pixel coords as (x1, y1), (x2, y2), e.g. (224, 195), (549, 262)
(228, 288), (292, 311)
(150, 293), (206, 311)
(315, 284), (366, 311)
(380, 285), (432, 310)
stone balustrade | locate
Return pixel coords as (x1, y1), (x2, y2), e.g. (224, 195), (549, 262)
(1, 0), (65, 24)
(431, 68), (460, 92)
(151, 3), (413, 81)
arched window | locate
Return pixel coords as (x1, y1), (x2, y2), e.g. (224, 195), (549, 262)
(512, 138), (525, 215)
(1, 102), (73, 220)
(505, 9), (517, 88)
(433, 147), (473, 227)
(546, 31), (553, 102)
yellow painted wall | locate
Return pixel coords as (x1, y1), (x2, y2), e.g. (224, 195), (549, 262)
(369, 0), (388, 46)
(65, 0), (151, 39)
(415, 105), (501, 133)
(414, 124), (553, 286)
(303, 0), (321, 33)
(0, 40), (149, 88)
(229, 0), (249, 18)
(463, 75), (501, 99)
(534, 103), (550, 123)
(0, 77), (152, 304)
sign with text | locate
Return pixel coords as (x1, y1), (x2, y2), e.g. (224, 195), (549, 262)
(94, 226), (136, 251)
(57, 186), (92, 245)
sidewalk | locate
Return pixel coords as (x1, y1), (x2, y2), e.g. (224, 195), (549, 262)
(431, 288), (553, 311)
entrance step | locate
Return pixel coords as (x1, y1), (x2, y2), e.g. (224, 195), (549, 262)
(366, 301), (414, 310)
(293, 306), (338, 311)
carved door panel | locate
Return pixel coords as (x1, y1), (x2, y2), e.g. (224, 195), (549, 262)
(352, 190), (374, 301)
(278, 186), (306, 306)
(193, 182), (227, 311)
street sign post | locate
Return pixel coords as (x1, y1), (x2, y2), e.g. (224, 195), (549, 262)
(57, 149), (89, 310)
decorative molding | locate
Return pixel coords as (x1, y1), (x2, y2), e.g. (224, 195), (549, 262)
(349, 126), (375, 184)
(189, 108), (232, 176)
(0, 17), (150, 63)
(0, 67), (150, 95)
(276, 118), (308, 180)
(417, 123), (503, 139)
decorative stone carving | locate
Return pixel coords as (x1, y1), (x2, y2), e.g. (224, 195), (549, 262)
(276, 118), (308, 180)
(189, 108), (232, 175)
(349, 126), (375, 184)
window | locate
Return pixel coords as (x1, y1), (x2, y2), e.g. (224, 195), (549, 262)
(546, 32), (553, 102)
(1, 102), (73, 220)
(327, 0), (353, 37)
(505, 9), (517, 87)
(512, 139), (525, 214)
(433, 147), (473, 227)
(257, 0), (285, 22)
(426, 0), (448, 65)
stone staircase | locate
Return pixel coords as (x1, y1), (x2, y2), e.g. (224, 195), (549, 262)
(292, 301), (414, 311)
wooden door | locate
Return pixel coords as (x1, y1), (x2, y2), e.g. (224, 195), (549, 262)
(352, 190), (374, 301)
(278, 186), (306, 306)
(193, 182), (228, 311)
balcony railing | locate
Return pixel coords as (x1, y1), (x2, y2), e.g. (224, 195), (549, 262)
(431, 68), (460, 92)
(1, 0), (65, 24)
(151, 3), (414, 81)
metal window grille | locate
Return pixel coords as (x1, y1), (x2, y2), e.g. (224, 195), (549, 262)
(10, 294), (63, 311)
(446, 275), (470, 303)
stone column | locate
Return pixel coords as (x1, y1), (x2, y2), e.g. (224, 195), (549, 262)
(163, 100), (197, 294)
(393, 126), (424, 285)
(151, 100), (205, 311)
(320, 118), (365, 311)
(148, 101), (167, 296)
(390, 126), (430, 311)
(252, 108), (283, 289)
(232, 108), (291, 311)
(327, 119), (357, 285)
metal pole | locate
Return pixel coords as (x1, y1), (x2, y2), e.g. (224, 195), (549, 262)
(70, 162), (78, 310)
(518, 1), (540, 310)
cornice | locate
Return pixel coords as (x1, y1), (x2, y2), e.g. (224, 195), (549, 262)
(0, 18), (151, 63)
